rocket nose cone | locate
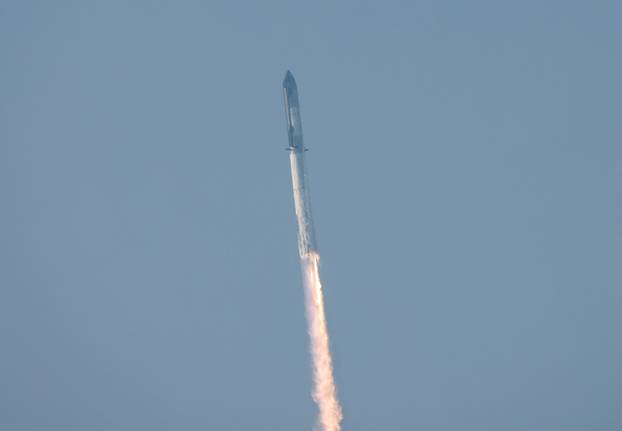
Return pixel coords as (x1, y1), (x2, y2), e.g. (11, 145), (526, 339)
(283, 70), (296, 88)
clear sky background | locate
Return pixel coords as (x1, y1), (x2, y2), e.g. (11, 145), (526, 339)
(2, 1), (621, 430)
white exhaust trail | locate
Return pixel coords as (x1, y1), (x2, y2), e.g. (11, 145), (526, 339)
(302, 252), (342, 431)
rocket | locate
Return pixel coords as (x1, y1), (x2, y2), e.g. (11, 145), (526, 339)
(283, 70), (317, 258)
(283, 71), (343, 430)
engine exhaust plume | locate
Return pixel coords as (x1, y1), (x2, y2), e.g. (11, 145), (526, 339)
(302, 252), (342, 431)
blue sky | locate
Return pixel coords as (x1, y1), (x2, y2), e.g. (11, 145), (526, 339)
(2, 1), (621, 430)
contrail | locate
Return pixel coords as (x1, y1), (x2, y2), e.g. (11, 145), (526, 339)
(283, 70), (343, 431)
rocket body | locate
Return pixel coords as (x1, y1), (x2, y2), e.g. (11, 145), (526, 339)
(283, 71), (317, 257)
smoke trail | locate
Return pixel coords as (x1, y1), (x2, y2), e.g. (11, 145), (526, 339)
(301, 251), (342, 431)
